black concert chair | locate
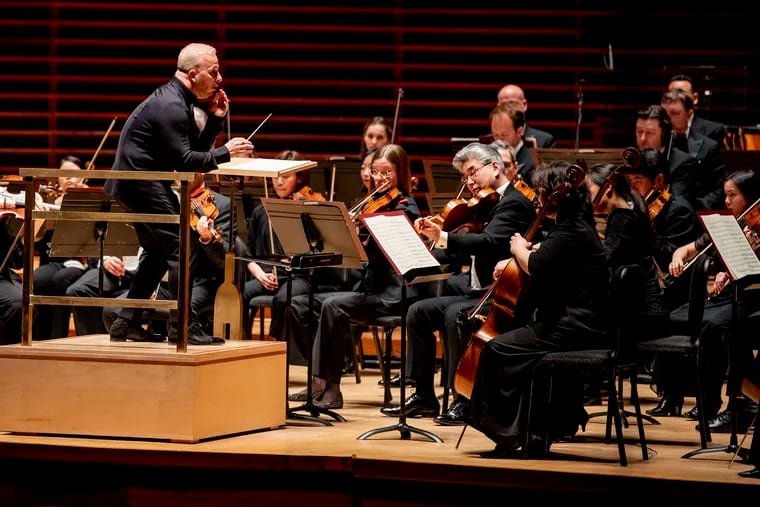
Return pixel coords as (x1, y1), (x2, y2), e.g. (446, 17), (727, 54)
(523, 264), (649, 466)
(636, 255), (713, 456)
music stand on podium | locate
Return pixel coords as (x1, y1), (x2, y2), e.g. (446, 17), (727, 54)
(261, 198), (367, 425)
(50, 188), (139, 294)
(355, 211), (449, 443)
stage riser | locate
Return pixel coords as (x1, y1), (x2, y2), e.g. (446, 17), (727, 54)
(0, 335), (286, 442)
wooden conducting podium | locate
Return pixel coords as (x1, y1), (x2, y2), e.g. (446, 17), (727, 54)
(0, 162), (313, 443)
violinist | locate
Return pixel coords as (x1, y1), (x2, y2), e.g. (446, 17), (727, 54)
(623, 148), (698, 312)
(245, 151), (348, 361)
(381, 142), (535, 424)
(467, 160), (609, 458)
(287, 144), (418, 410)
(652, 170), (760, 430)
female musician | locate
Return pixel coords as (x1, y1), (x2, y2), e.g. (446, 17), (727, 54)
(243, 150), (326, 341)
(624, 148), (699, 312)
(586, 162), (664, 318)
(287, 144), (418, 409)
(651, 170), (760, 426)
(380, 142), (535, 423)
(359, 116), (392, 159)
(467, 160), (609, 458)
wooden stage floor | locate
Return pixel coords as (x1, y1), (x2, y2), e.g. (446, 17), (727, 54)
(0, 358), (759, 505)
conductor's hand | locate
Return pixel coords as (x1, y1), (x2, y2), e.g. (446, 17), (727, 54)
(226, 137), (255, 158)
(209, 89), (229, 117)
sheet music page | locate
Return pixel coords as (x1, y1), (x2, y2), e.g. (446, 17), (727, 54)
(700, 213), (760, 280)
(361, 212), (439, 275)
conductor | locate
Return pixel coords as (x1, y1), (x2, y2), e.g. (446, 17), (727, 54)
(104, 42), (254, 345)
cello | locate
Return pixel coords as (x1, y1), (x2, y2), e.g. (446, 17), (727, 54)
(454, 164), (586, 399)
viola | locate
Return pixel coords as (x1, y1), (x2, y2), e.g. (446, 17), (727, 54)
(454, 164), (586, 400)
(189, 187), (223, 243)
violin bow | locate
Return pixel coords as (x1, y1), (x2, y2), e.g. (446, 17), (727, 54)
(390, 88), (403, 144)
(86, 117), (117, 171)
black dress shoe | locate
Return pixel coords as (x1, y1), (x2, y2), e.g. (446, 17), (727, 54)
(647, 395), (683, 417)
(738, 467), (760, 479)
(378, 373), (416, 388)
(433, 398), (469, 426)
(696, 410), (751, 434)
(380, 392), (439, 418)
(110, 318), (165, 343)
(479, 440), (521, 459)
(168, 322), (225, 345)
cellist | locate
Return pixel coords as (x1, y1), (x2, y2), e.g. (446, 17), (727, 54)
(467, 160), (609, 459)
(380, 142), (534, 424)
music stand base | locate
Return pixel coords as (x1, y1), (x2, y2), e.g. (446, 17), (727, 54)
(358, 422), (443, 443)
(287, 403), (346, 425)
(587, 409), (660, 428)
(682, 444), (748, 461)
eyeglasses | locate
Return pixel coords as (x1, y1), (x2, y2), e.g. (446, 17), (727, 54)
(370, 170), (394, 178)
(463, 162), (492, 180)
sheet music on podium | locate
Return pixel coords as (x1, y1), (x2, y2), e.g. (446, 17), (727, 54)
(360, 210), (441, 280)
(698, 210), (760, 283)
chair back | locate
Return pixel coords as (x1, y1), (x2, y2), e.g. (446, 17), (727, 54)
(686, 255), (712, 342)
(610, 264), (645, 364)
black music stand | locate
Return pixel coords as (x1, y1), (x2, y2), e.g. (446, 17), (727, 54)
(316, 160), (363, 205)
(50, 189), (139, 295)
(262, 198), (367, 425)
(355, 211), (449, 442)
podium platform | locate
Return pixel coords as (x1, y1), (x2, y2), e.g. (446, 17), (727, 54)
(0, 335), (286, 443)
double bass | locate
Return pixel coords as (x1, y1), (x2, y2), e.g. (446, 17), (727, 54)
(454, 164), (586, 399)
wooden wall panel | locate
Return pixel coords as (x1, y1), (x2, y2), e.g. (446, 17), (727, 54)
(0, 1), (758, 176)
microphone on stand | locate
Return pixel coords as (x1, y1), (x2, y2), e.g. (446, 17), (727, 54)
(575, 79), (586, 149)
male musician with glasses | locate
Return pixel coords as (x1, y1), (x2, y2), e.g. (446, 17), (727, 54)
(379, 143), (534, 423)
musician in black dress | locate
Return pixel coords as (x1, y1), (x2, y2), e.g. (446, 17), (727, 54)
(467, 160), (609, 458)
(380, 142), (534, 423)
(0, 203), (23, 345)
(104, 42), (253, 345)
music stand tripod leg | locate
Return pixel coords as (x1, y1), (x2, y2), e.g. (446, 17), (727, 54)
(358, 283), (443, 442)
(287, 267), (345, 424)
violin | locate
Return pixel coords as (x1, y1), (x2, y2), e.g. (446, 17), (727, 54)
(294, 185), (326, 202)
(645, 184), (672, 221)
(189, 187), (223, 243)
(436, 187), (500, 234)
(454, 164), (586, 400)
(592, 147), (641, 239)
(362, 187), (401, 215)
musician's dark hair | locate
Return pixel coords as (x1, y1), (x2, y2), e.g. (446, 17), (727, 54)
(727, 169), (760, 207)
(532, 160), (593, 227)
(635, 104), (671, 146)
(360, 116), (393, 158)
(587, 162), (648, 216)
(59, 155), (84, 169)
(627, 148), (669, 183)
(274, 149), (310, 187)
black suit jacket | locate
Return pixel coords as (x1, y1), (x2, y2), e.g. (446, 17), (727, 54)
(691, 115), (726, 147)
(444, 184), (535, 289)
(668, 133), (726, 211)
(524, 125), (556, 148)
(516, 145), (537, 186)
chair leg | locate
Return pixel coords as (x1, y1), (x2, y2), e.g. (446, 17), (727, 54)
(371, 326), (392, 407)
(627, 369), (649, 461)
(605, 374), (628, 466)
